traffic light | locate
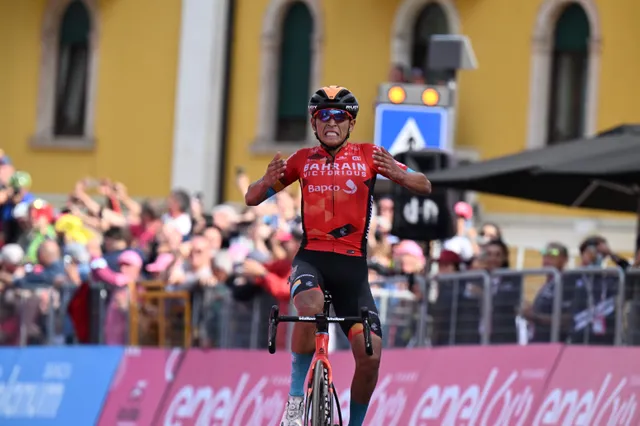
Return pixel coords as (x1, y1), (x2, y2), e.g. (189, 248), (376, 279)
(378, 83), (452, 108)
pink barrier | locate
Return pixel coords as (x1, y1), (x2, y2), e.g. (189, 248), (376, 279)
(98, 348), (183, 426)
(157, 350), (291, 425)
(100, 345), (640, 426)
(531, 346), (640, 426)
(401, 344), (563, 426)
(332, 350), (424, 425)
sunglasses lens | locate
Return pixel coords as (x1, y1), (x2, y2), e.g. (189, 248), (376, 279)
(318, 109), (349, 123)
(541, 248), (560, 256)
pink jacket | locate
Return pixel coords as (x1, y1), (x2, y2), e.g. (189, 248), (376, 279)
(90, 257), (130, 345)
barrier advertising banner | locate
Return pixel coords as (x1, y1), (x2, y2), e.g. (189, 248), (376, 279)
(0, 347), (20, 376)
(401, 344), (563, 425)
(98, 347), (183, 426)
(157, 350), (291, 426)
(533, 346), (640, 426)
(0, 346), (123, 425)
(331, 350), (424, 425)
(3, 343), (640, 425)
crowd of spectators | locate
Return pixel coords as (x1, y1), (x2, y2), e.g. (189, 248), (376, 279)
(0, 148), (638, 350)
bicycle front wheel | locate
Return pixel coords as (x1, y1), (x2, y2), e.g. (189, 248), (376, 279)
(309, 360), (332, 426)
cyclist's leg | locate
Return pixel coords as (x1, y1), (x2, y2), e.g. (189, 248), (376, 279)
(327, 258), (382, 426)
(288, 256), (325, 396)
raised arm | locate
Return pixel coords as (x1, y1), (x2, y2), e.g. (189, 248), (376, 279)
(245, 151), (301, 206)
(370, 145), (432, 195)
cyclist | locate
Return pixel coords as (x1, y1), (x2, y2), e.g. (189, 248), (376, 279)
(244, 86), (431, 426)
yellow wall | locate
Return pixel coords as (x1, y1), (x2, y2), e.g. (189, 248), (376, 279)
(225, 0), (400, 201)
(224, 0), (640, 220)
(0, 0), (181, 197)
(457, 0), (640, 218)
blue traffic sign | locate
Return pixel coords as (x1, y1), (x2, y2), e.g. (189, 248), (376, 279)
(374, 104), (449, 155)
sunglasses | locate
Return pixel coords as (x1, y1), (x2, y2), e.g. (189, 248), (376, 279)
(541, 248), (564, 257)
(314, 109), (352, 123)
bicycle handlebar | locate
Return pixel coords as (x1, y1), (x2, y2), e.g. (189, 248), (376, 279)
(267, 305), (374, 357)
(276, 314), (365, 323)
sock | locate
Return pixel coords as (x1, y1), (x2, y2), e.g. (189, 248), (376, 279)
(289, 352), (313, 397)
(348, 401), (369, 426)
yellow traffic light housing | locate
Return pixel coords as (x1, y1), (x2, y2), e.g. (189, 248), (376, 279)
(387, 86), (406, 104)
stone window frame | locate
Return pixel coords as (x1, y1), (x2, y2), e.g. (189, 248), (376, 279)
(390, 0), (461, 69)
(31, 0), (100, 150)
(251, 0), (324, 155)
(526, 0), (601, 150)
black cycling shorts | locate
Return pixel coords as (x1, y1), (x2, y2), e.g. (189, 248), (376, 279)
(289, 249), (382, 338)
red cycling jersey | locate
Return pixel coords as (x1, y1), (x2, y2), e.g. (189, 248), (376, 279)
(269, 142), (408, 257)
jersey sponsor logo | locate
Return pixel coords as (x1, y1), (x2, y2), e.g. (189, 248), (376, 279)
(307, 179), (358, 195)
(308, 184), (341, 193)
(302, 162), (367, 178)
(343, 179), (357, 194)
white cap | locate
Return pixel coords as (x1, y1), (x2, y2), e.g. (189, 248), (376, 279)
(12, 202), (29, 219)
(1, 244), (24, 265)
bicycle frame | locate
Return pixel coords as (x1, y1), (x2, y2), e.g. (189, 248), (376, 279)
(304, 293), (334, 409)
(268, 290), (374, 425)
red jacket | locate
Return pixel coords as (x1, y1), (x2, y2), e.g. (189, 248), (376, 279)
(255, 259), (292, 303)
(255, 259), (293, 350)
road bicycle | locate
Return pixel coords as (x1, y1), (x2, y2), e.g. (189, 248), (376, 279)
(268, 290), (374, 426)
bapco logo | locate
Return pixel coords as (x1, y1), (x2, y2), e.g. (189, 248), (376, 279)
(343, 179), (357, 194)
(307, 179), (358, 195)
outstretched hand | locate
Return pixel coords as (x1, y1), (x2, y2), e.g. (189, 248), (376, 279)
(373, 146), (405, 182)
(263, 152), (286, 187)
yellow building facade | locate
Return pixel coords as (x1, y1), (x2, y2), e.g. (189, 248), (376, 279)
(224, 0), (640, 251)
(0, 0), (182, 198)
(1, 0), (639, 251)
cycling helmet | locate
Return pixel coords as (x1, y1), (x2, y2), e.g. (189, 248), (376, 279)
(308, 86), (359, 119)
(308, 86), (359, 150)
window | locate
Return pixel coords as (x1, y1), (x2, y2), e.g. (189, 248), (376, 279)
(55, 1), (91, 136)
(33, 0), (99, 148)
(391, 0), (460, 71)
(526, 0), (600, 150)
(411, 3), (450, 84)
(253, 0), (323, 153)
(275, 2), (312, 142)
(546, 4), (590, 144)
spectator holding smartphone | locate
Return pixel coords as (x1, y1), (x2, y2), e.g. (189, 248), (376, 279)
(443, 201), (477, 263)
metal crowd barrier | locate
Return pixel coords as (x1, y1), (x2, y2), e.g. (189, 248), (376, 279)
(2, 266), (638, 349)
(372, 286), (418, 349)
(128, 281), (192, 348)
(428, 270), (492, 345)
(492, 268), (563, 343)
(625, 268), (640, 345)
(0, 281), (79, 346)
(562, 267), (626, 346)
